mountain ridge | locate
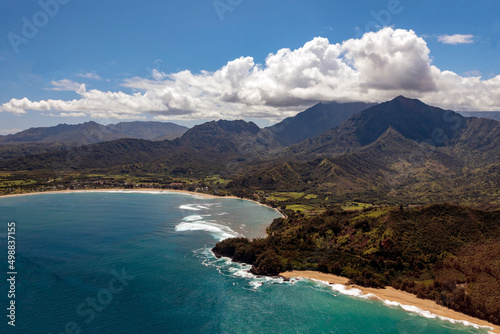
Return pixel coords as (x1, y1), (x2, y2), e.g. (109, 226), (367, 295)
(0, 121), (189, 146)
(264, 101), (376, 146)
(285, 96), (467, 159)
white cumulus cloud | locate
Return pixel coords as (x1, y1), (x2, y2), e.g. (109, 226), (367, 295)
(1, 28), (500, 121)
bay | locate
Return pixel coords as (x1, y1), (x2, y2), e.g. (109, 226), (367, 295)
(0, 192), (490, 333)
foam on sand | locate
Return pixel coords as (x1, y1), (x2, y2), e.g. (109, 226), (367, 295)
(381, 300), (494, 332)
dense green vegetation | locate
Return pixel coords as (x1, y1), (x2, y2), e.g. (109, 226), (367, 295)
(213, 204), (500, 325)
(2, 96), (499, 326)
(0, 170), (235, 197)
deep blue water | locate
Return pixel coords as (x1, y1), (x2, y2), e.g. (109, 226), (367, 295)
(0, 192), (491, 333)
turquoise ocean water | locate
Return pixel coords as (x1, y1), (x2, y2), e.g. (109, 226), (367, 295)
(0, 192), (492, 333)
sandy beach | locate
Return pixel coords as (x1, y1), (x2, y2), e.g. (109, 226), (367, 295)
(0, 188), (228, 199)
(0, 188), (284, 216)
(281, 271), (499, 333)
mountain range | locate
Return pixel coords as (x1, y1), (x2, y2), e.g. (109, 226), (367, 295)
(1, 96), (499, 207)
(0, 121), (189, 162)
(233, 97), (500, 206)
(0, 121), (188, 145)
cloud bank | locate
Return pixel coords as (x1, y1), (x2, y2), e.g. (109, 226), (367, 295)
(2, 28), (499, 121)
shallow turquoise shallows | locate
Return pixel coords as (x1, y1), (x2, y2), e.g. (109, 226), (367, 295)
(0, 192), (490, 334)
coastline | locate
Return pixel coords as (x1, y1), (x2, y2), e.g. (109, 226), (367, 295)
(9, 189), (494, 332)
(0, 188), (230, 199)
(0, 188), (285, 217)
(280, 271), (499, 333)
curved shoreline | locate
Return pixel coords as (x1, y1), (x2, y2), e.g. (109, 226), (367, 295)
(0, 188), (284, 217)
(280, 271), (499, 334)
(4, 189), (495, 332)
(0, 188), (234, 200)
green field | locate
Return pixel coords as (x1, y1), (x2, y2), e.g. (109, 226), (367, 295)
(341, 202), (373, 211)
(0, 179), (37, 188)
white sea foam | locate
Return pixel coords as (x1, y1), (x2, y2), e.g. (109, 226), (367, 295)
(304, 278), (494, 332)
(193, 247), (290, 290)
(175, 222), (240, 241)
(226, 262), (286, 290)
(330, 283), (367, 298)
(183, 215), (204, 221)
(179, 203), (219, 211)
(382, 300), (494, 332)
(249, 281), (264, 289)
(179, 204), (203, 211)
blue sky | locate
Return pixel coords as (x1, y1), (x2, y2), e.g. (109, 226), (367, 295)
(1, 0), (500, 134)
